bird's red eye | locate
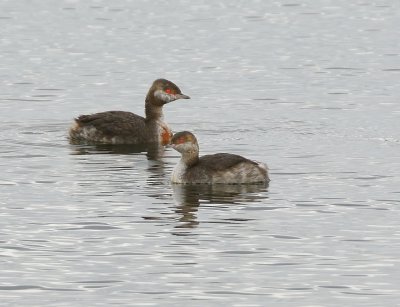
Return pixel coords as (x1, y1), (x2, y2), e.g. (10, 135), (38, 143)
(165, 88), (172, 94)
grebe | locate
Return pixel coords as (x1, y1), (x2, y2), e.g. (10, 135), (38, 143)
(170, 131), (269, 184)
(69, 79), (190, 145)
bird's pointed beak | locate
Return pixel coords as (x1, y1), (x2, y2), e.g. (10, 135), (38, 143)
(175, 93), (190, 100)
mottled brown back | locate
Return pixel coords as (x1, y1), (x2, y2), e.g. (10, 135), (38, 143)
(75, 111), (146, 138)
(196, 153), (255, 171)
(181, 153), (259, 183)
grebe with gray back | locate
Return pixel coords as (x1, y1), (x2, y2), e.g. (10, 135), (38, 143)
(69, 79), (190, 145)
(170, 131), (269, 184)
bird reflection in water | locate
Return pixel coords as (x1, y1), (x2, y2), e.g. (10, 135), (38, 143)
(171, 183), (269, 231)
(69, 142), (166, 160)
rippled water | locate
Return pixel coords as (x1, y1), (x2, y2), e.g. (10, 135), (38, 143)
(1, 0), (400, 306)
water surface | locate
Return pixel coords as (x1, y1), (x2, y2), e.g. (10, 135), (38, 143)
(1, 0), (400, 306)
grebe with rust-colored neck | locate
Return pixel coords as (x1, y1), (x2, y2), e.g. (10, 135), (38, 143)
(69, 79), (190, 145)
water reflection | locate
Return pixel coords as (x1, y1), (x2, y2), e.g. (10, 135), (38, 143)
(146, 159), (168, 186)
(171, 184), (269, 229)
(69, 142), (166, 160)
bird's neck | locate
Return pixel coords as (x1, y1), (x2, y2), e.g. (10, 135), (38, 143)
(181, 148), (199, 167)
(145, 101), (163, 121)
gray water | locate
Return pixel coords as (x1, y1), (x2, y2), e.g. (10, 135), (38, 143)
(1, 0), (400, 306)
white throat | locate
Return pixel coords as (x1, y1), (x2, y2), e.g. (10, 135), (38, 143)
(171, 159), (187, 184)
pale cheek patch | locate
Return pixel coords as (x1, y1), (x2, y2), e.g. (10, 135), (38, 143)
(154, 90), (175, 103)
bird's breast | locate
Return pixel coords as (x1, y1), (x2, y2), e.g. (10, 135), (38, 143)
(160, 124), (172, 145)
